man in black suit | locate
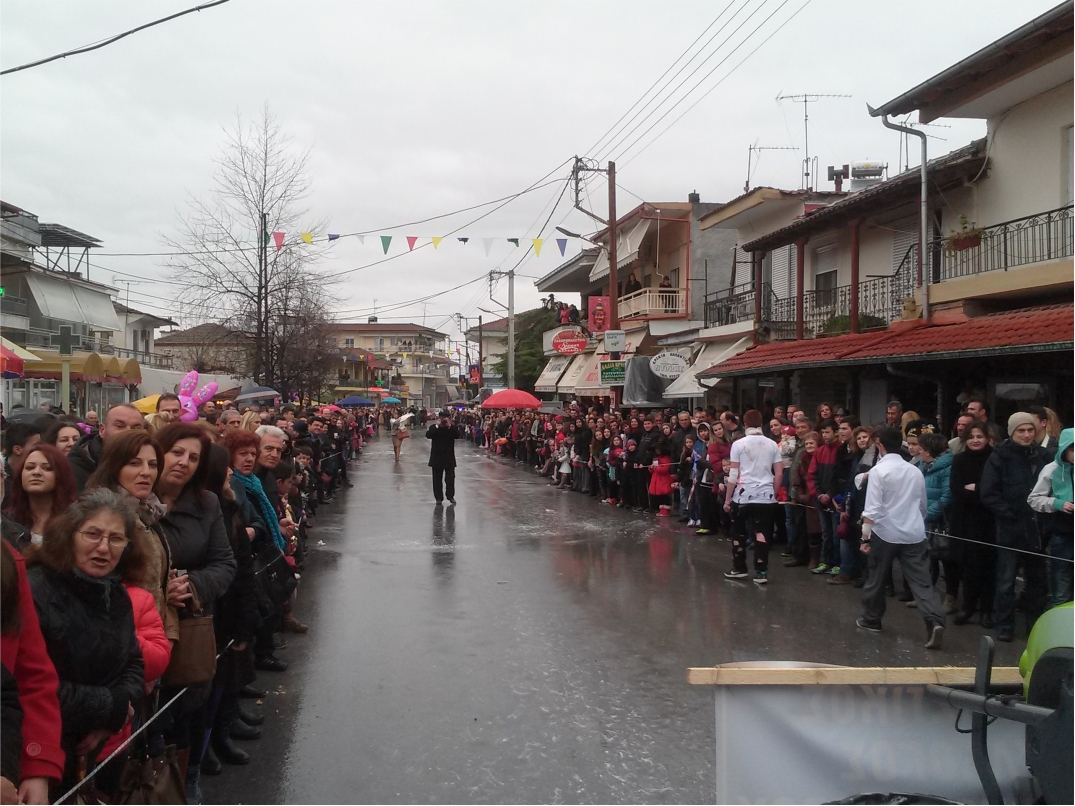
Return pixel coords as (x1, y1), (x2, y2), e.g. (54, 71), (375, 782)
(426, 410), (460, 505)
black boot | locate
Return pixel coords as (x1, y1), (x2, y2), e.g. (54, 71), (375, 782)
(212, 734), (251, 766)
(230, 719), (262, 740)
(240, 684), (268, 699)
(201, 745), (222, 776)
(237, 703), (264, 726)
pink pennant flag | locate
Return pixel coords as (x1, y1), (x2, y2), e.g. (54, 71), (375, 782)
(406, 236), (418, 251)
(272, 231), (285, 251)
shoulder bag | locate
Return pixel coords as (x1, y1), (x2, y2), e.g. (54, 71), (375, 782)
(253, 543), (298, 609)
(161, 588), (217, 687)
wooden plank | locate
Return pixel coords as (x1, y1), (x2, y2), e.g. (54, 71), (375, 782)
(687, 666), (1023, 686)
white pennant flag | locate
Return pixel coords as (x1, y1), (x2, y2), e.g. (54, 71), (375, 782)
(482, 238), (494, 256)
(357, 235), (365, 245)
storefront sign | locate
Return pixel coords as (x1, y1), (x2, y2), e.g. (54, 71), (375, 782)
(587, 296), (610, 333)
(599, 360), (626, 385)
(649, 350), (689, 380)
(551, 330), (589, 355)
(603, 329), (626, 354)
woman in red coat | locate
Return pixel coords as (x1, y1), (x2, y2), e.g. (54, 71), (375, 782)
(1, 537), (64, 804)
(648, 445), (674, 515)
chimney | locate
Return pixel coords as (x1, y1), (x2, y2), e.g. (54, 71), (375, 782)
(688, 190), (700, 204)
(827, 164), (850, 193)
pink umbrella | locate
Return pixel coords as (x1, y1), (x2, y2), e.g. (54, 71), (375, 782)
(481, 389), (542, 409)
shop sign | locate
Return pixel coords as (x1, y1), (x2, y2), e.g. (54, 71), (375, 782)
(604, 329), (626, 354)
(599, 360), (626, 385)
(649, 350), (689, 380)
(551, 330), (589, 355)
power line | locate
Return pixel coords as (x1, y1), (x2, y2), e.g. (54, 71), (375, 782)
(0, 0), (232, 76)
(601, 0), (778, 163)
(584, 0), (739, 157)
(619, 0), (813, 168)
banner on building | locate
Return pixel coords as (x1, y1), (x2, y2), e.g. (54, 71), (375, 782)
(588, 296), (610, 334)
(599, 360), (626, 385)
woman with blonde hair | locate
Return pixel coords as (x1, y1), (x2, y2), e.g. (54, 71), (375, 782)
(239, 411), (261, 433)
(900, 411), (921, 438)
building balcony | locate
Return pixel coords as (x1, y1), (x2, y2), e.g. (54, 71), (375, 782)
(618, 287), (686, 320)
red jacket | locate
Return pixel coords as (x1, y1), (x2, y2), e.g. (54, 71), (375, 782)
(807, 440), (842, 502)
(648, 455), (673, 497)
(0, 543), (65, 781)
(99, 585), (171, 761)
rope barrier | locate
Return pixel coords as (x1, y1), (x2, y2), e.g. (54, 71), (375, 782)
(54, 638), (235, 805)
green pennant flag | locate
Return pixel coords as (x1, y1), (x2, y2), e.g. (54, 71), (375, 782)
(507, 238), (519, 247)
(380, 235), (392, 254)
(264, 232), (270, 246)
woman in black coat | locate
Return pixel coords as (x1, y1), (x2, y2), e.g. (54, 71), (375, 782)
(27, 488), (147, 798)
(948, 423), (996, 627)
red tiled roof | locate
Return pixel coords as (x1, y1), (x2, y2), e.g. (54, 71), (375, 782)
(699, 304), (1074, 377)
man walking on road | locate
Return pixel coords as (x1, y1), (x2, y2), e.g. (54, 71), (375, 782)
(856, 427), (946, 649)
(427, 410), (460, 505)
(723, 409), (782, 585)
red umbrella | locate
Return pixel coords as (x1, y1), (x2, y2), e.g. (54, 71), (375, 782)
(481, 388), (542, 409)
(1, 344), (25, 379)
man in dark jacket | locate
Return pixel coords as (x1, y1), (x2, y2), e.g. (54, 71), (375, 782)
(980, 412), (1052, 642)
(68, 404), (145, 490)
(634, 417), (661, 512)
(426, 411), (460, 505)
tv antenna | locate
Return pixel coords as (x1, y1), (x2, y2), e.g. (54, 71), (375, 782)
(775, 92), (851, 190)
(745, 144), (798, 193)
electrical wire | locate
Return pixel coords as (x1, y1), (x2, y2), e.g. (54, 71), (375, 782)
(620, 0), (814, 168)
(606, 0), (789, 164)
(1, 0), (232, 76)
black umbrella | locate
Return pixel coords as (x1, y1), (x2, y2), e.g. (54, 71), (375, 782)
(234, 386), (281, 403)
(4, 407), (58, 424)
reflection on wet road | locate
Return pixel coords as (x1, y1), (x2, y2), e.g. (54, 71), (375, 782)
(204, 437), (1022, 804)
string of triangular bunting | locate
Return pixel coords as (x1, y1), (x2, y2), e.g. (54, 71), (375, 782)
(267, 231), (571, 257)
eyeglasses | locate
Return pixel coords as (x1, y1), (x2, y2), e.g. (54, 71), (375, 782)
(76, 528), (130, 550)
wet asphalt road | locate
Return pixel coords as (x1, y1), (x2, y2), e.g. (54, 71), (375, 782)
(203, 434), (1023, 804)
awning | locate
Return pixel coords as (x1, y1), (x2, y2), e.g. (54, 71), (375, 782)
(534, 355), (573, 392)
(556, 352), (593, 396)
(121, 358), (142, 384)
(589, 218), (652, 282)
(1, 338), (43, 362)
(664, 337), (752, 398)
(575, 352), (612, 397)
(22, 351), (106, 382)
(23, 272), (121, 330)
(699, 304), (1073, 378)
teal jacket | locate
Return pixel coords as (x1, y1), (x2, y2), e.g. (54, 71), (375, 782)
(922, 451), (953, 525)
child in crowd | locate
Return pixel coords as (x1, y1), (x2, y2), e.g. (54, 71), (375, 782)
(649, 444), (673, 516)
(605, 435), (624, 505)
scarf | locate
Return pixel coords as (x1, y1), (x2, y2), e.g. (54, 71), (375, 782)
(1051, 427), (1074, 508)
(118, 487), (167, 527)
(235, 470), (286, 551)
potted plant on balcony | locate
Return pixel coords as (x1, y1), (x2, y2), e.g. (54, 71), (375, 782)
(945, 214), (985, 251)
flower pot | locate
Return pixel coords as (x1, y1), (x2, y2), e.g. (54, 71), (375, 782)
(948, 232), (981, 251)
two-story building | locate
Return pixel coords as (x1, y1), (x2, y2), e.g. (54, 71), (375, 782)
(698, 2), (1073, 426)
(328, 321), (455, 408)
(533, 194), (745, 406)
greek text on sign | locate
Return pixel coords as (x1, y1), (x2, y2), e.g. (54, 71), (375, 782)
(599, 360), (626, 385)
(604, 329), (626, 353)
(551, 330), (589, 355)
(649, 350), (689, 379)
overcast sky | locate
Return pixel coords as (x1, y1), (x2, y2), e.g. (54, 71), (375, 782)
(1, 0), (1058, 347)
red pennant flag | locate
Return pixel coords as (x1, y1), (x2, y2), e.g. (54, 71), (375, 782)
(272, 231), (285, 251)
(406, 236), (418, 251)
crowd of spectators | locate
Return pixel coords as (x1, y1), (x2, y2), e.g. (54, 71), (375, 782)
(458, 396), (1071, 647)
(0, 395), (371, 803)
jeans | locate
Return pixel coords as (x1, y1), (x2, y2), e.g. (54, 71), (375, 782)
(818, 507), (841, 567)
(994, 520), (1047, 635)
(839, 535), (861, 577)
(860, 537), (945, 628)
(784, 504), (796, 549)
(1048, 532), (1074, 606)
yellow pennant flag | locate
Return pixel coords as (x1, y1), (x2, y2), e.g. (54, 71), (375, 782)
(532, 238), (544, 257)
(432, 237), (443, 249)
(300, 232), (313, 244)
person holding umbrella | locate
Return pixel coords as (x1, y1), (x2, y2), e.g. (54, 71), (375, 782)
(426, 411), (460, 505)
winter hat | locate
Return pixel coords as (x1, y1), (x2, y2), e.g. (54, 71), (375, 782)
(1007, 412), (1036, 437)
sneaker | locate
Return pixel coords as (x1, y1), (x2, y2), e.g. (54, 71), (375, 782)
(925, 623), (944, 650)
(780, 550), (793, 557)
(753, 571), (768, 585)
(724, 569), (749, 580)
(856, 617), (882, 633)
(810, 563), (830, 575)
(695, 528), (712, 535)
(906, 599), (918, 608)
(829, 566), (841, 576)
(827, 574), (852, 585)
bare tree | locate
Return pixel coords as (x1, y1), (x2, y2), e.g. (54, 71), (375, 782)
(165, 106), (332, 391)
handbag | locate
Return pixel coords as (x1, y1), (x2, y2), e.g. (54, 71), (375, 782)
(161, 590), (216, 687)
(112, 694), (186, 805)
(397, 427), (410, 440)
(928, 521), (952, 560)
(253, 544), (298, 609)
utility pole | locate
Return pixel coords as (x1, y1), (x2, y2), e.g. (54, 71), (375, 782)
(570, 156), (619, 330)
(506, 270), (515, 388)
(254, 212), (267, 385)
(477, 315), (483, 389)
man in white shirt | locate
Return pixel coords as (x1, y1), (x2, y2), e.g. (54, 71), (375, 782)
(724, 409), (783, 585)
(856, 427), (946, 649)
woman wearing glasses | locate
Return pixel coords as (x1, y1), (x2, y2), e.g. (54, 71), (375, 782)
(26, 488), (148, 798)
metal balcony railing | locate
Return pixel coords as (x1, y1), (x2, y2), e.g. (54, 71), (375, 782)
(929, 204), (1074, 281)
(618, 287), (686, 319)
(0, 295), (29, 317)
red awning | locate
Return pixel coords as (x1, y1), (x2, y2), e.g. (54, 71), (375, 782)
(699, 304), (1074, 378)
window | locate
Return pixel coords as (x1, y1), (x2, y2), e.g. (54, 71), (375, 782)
(343, 337), (355, 348)
(1066, 125), (1073, 206)
(814, 245), (838, 307)
(375, 337), (385, 349)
